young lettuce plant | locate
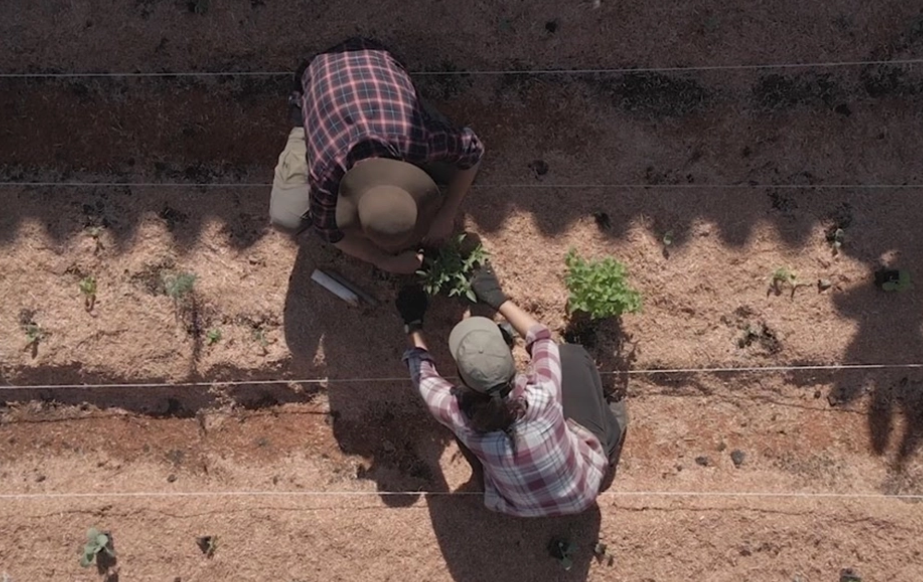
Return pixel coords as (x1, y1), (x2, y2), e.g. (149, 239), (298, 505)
(564, 250), (642, 320)
(80, 527), (115, 568)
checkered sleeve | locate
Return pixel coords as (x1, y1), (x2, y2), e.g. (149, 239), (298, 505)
(408, 122), (484, 170)
(524, 324), (563, 402)
(308, 181), (344, 244)
(403, 347), (463, 428)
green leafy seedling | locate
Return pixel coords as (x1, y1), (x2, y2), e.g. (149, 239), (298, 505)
(79, 276), (97, 311)
(163, 272), (197, 300)
(828, 227), (846, 256)
(881, 270), (912, 292)
(548, 537), (576, 571)
(85, 226), (104, 253)
(770, 267), (812, 298)
(206, 328), (222, 346)
(79, 527), (115, 568)
(416, 234), (489, 302)
(564, 249), (642, 320)
(662, 231), (674, 247)
(197, 535), (219, 558)
(22, 323), (48, 356)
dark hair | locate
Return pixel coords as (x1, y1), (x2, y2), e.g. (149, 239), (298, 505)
(455, 382), (526, 454)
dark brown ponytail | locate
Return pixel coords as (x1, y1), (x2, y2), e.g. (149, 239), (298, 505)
(455, 385), (525, 455)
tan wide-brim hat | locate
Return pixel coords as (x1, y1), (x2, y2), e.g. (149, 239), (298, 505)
(336, 159), (441, 250)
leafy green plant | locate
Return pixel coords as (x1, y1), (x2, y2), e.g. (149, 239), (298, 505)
(564, 250), (642, 320)
(79, 527), (115, 568)
(881, 269), (911, 292)
(163, 272), (197, 300)
(416, 234), (489, 302)
(206, 328), (222, 346)
(79, 276), (97, 311)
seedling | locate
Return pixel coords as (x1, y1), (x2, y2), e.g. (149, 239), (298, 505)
(769, 268), (812, 298)
(416, 234), (489, 302)
(564, 249), (642, 320)
(163, 272), (197, 300)
(827, 227), (846, 255)
(547, 537), (576, 571)
(79, 276), (97, 311)
(876, 269), (912, 292)
(662, 231), (674, 247)
(593, 541), (615, 566)
(196, 535), (219, 558)
(85, 226), (104, 253)
(252, 328), (269, 354)
(79, 527), (115, 568)
(206, 328), (222, 346)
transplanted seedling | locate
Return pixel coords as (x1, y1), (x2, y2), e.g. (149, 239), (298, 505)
(565, 249), (642, 320)
(206, 328), (222, 346)
(85, 226), (105, 254)
(196, 535), (219, 558)
(548, 536), (576, 571)
(79, 527), (115, 568)
(827, 227), (846, 256)
(769, 267), (812, 298)
(163, 272), (197, 300)
(876, 269), (912, 292)
(79, 276), (98, 311)
(417, 234), (489, 302)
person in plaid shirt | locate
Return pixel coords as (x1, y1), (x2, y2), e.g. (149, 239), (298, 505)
(395, 266), (629, 517)
(269, 38), (484, 274)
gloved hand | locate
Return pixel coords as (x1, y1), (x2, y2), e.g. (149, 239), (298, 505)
(395, 285), (429, 330)
(471, 263), (508, 310)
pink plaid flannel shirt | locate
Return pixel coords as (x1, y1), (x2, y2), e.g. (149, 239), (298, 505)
(403, 324), (608, 517)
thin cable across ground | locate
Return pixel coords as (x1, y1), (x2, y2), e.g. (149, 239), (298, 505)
(2, 57), (922, 79)
(2, 182), (922, 189)
(1, 362), (920, 392)
(0, 489), (920, 501)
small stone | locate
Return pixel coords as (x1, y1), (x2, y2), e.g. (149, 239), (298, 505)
(814, 389), (822, 399)
(739, 547), (752, 556)
(716, 442), (727, 452)
(545, 20), (558, 33)
(35, 474), (46, 483)
(529, 159), (549, 177)
(731, 450), (746, 467)
(167, 474), (177, 483)
(818, 278), (833, 291)
(694, 456), (710, 467)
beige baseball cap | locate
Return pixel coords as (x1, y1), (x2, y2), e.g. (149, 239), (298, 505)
(448, 317), (516, 393)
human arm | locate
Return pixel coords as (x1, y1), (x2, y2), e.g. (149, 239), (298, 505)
(334, 235), (423, 275)
(425, 160), (481, 244)
(396, 286), (464, 427)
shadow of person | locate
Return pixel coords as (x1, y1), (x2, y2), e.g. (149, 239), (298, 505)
(283, 242), (469, 506)
(830, 279), (923, 469)
(426, 493), (603, 582)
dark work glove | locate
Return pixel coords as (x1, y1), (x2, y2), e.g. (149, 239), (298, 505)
(471, 264), (508, 310)
(396, 285), (428, 330)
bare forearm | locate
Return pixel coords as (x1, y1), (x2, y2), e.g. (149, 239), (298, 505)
(497, 300), (541, 339)
(408, 329), (429, 350)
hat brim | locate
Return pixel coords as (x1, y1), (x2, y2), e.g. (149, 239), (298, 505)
(337, 158), (441, 248)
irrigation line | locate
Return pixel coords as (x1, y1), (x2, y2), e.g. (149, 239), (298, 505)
(1, 489), (921, 501)
(2, 182), (923, 190)
(1, 362), (920, 393)
(3, 57), (923, 79)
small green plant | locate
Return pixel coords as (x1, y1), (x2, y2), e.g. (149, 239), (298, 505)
(252, 327), (269, 353)
(827, 227), (846, 255)
(196, 535), (219, 558)
(163, 272), (197, 300)
(79, 527), (115, 568)
(79, 276), (97, 311)
(880, 269), (912, 292)
(206, 328), (222, 346)
(662, 231), (674, 247)
(769, 267), (812, 298)
(564, 249), (642, 320)
(547, 537), (576, 571)
(416, 234), (489, 302)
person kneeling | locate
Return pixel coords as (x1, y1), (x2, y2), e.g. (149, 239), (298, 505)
(395, 265), (628, 517)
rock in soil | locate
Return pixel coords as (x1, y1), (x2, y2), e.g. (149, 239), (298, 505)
(695, 456), (711, 467)
(731, 450), (746, 467)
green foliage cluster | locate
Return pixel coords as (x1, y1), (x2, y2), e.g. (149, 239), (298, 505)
(881, 270), (911, 292)
(79, 527), (115, 568)
(163, 272), (197, 299)
(417, 234), (489, 302)
(564, 250), (642, 320)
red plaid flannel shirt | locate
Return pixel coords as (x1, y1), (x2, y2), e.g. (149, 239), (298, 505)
(403, 324), (608, 517)
(300, 39), (484, 243)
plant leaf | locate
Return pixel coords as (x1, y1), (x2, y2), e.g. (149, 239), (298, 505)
(80, 554), (93, 567)
(560, 556), (573, 571)
(96, 534), (109, 547)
